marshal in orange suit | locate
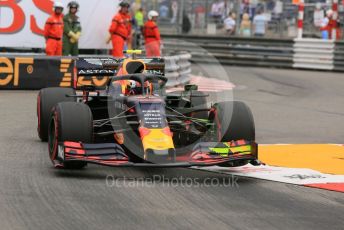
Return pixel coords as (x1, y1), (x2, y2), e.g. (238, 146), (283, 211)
(44, 1), (64, 56)
(107, 1), (132, 57)
(143, 10), (161, 57)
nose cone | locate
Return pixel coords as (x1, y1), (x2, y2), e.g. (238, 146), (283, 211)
(140, 128), (174, 151)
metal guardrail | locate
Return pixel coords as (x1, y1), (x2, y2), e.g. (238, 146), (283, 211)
(3, 36), (343, 74)
(162, 34), (344, 72)
(334, 41), (344, 72)
(162, 34), (294, 68)
(293, 39), (334, 70)
(164, 52), (192, 87)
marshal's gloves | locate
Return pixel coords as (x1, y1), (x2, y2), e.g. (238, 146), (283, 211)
(68, 31), (81, 43)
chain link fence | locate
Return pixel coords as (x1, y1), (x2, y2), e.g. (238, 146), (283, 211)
(132, 0), (343, 39)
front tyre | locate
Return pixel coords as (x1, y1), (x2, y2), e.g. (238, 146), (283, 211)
(211, 101), (255, 142)
(48, 102), (93, 169)
(210, 101), (255, 167)
(37, 88), (76, 142)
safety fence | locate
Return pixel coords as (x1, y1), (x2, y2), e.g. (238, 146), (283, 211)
(162, 34), (294, 68)
(0, 53), (192, 90)
(162, 34), (344, 72)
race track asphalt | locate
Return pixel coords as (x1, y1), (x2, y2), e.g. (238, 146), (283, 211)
(0, 66), (343, 230)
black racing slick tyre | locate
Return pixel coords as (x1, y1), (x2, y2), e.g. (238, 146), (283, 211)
(48, 102), (93, 169)
(37, 87), (76, 142)
(211, 101), (255, 142)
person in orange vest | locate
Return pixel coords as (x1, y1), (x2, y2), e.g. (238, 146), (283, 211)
(143, 10), (161, 57)
(107, 1), (132, 57)
(44, 1), (64, 56)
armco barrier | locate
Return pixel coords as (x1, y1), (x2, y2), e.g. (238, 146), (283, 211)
(334, 41), (344, 71)
(162, 34), (344, 72)
(162, 34), (294, 68)
(293, 39), (334, 70)
(0, 53), (192, 90)
(164, 52), (192, 87)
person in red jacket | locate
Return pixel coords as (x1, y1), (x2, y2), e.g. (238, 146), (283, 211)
(44, 2), (64, 56)
(107, 1), (132, 57)
(143, 10), (161, 57)
(326, 10), (334, 39)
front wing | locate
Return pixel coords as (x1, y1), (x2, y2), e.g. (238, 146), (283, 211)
(55, 140), (258, 168)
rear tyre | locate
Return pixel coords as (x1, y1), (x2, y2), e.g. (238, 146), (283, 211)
(48, 102), (93, 169)
(211, 101), (255, 167)
(37, 87), (76, 142)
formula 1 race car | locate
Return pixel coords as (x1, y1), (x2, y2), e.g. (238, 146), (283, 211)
(37, 50), (258, 169)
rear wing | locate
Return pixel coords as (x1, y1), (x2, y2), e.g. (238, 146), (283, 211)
(74, 57), (165, 90)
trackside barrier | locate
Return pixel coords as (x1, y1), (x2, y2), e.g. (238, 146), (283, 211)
(162, 34), (294, 68)
(293, 39), (334, 70)
(334, 41), (344, 71)
(0, 53), (192, 90)
(0, 55), (71, 90)
(164, 52), (192, 87)
(162, 34), (344, 72)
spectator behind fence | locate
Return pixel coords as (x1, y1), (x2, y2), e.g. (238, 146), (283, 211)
(210, 0), (225, 24)
(253, 9), (267, 37)
(240, 13), (251, 37)
(336, 20), (342, 39)
(241, 0), (250, 17)
(324, 9), (341, 40)
(63, 1), (81, 56)
(313, 2), (324, 29)
(135, 8), (144, 30)
(223, 12), (236, 35)
(134, 8), (144, 49)
(320, 10), (332, 40)
(159, 4), (169, 19)
(44, 2), (64, 56)
(107, 1), (132, 57)
(171, 0), (178, 24)
(182, 13), (192, 34)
